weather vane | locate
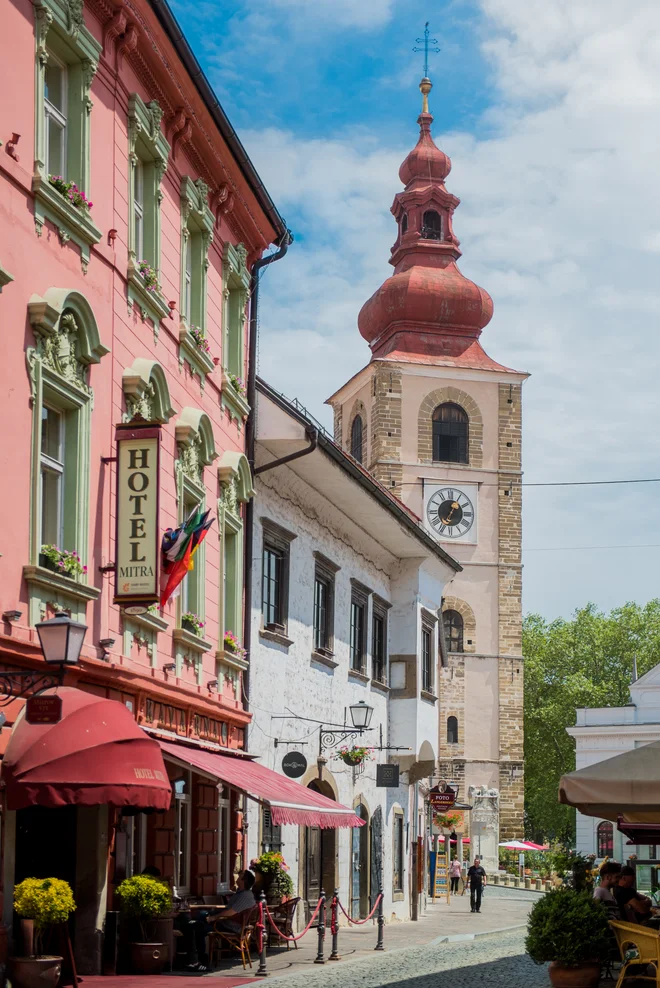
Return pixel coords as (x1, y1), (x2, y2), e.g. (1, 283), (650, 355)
(413, 21), (440, 79)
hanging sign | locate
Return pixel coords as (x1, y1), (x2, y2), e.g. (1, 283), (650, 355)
(26, 694), (62, 724)
(114, 423), (161, 606)
(377, 764), (400, 788)
(429, 786), (456, 811)
(282, 751), (307, 779)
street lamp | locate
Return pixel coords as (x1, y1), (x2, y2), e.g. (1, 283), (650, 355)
(36, 614), (87, 666)
(319, 701), (375, 754)
(349, 700), (373, 730)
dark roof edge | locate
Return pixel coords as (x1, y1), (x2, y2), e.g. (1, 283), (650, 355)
(148, 0), (287, 244)
(256, 377), (462, 573)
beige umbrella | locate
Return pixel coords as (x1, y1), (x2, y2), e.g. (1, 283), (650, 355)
(559, 739), (660, 823)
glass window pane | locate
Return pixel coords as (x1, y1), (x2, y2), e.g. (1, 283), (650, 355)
(41, 406), (63, 461)
(40, 466), (62, 546)
(47, 116), (65, 177)
(45, 61), (64, 112)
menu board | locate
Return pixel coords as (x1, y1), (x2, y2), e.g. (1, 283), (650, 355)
(433, 850), (450, 903)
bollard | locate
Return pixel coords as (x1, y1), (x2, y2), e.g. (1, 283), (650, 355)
(314, 889), (326, 964)
(255, 891), (269, 976)
(328, 889), (341, 961)
(374, 885), (385, 951)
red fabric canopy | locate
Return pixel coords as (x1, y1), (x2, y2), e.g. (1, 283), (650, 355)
(159, 740), (365, 829)
(2, 688), (171, 811)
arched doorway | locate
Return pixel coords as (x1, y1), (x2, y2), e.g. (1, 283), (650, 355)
(304, 779), (337, 920)
(351, 802), (369, 918)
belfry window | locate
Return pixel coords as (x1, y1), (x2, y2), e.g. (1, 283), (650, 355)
(422, 210), (442, 241)
(432, 402), (468, 463)
(447, 716), (459, 745)
(443, 610), (464, 653)
(401, 213), (408, 235)
(351, 414), (364, 464)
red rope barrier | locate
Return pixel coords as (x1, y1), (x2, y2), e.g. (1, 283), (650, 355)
(263, 896), (324, 943)
(330, 895), (338, 936)
(337, 894), (382, 925)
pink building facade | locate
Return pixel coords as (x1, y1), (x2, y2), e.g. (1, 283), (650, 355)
(0, 0), (286, 969)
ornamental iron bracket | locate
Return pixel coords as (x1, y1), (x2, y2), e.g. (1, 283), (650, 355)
(319, 726), (373, 756)
(0, 666), (63, 705)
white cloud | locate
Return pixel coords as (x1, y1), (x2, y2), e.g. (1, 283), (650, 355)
(245, 0), (660, 618)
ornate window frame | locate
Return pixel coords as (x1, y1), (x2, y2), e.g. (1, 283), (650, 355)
(122, 357), (176, 423)
(221, 243), (250, 421)
(32, 0), (102, 269)
(217, 452), (254, 670)
(24, 288), (107, 623)
(178, 177), (215, 383)
(127, 93), (171, 334)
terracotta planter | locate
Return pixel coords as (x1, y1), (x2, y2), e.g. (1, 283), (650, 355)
(548, 961), (601, 987)
(8, 955), (62, 988)
(130, 942), (164, 975)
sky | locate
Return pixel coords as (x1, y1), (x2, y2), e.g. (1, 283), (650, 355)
(172, 0), (660, 621)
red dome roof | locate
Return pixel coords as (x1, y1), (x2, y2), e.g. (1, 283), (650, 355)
(358, 262), (493, 355)
(399, 112), (451, 186)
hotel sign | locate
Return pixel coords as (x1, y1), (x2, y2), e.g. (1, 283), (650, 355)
(114, 423), (161, 606)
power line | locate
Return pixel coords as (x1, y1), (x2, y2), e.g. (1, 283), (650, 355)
(396, 477), (660, 489)
(525, 543), (660, 552)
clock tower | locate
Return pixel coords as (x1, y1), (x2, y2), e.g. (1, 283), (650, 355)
(326, 76), (528, 840)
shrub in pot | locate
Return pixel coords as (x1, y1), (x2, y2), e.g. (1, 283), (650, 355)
(526, 887), (609, 988)
(250, 852), (294, 904)
(115, 875), (172, 975)
(10, 877), (76, 988)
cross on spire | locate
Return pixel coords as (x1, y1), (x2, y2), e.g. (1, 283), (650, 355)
(413, 22), (440, 80)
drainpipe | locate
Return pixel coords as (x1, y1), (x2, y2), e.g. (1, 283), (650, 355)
(243, 230), (293, 712)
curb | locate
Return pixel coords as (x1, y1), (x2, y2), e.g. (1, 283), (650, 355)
(431, 922), (526, 944)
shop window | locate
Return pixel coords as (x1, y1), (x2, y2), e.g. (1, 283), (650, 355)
(313, 552), (339, 655)
(261, 806), (282, 853)
(443, 610), (464, 653)
(372, 596), (390, 684)
(218, 788), (232, 892)
(392, 810), (404, 895)
(421, 624), (434, 693)
(432, 402), (469, 463)
(350, 581), (370, 674)
(447, 716), (459, 745)
(597, 820), (614, 858)
(351, 415), (364, 464)
(174, 771), (192, 895)
(261, 520), (295, 634)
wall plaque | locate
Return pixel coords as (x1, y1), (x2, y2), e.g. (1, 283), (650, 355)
(376, 764), (400, 787)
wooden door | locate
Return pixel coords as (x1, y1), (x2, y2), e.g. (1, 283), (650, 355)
(305, 825), (322, 919)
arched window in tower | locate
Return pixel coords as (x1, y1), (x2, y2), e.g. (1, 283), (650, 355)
(432, 402), (469, 463)
(401, 213), (408, 235)
(422, 209), (442, 240)
(351, 414), (364, 464)
(597, 821), (614, 858)
(443, 610), (464, 653)
(447, 716), (459, 745)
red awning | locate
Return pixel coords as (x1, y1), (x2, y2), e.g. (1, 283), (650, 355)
(159, 740), (364, 828)
(2, 688), (171, 811)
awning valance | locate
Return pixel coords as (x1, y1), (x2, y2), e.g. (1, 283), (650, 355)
(159, 740), (364, 828)
(2, 688), (171, 811)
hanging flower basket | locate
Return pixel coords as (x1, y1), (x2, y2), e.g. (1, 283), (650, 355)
(334, 745), (374, 767)
(181, 612), (204, 636)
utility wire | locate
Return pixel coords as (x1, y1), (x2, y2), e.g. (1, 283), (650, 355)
(395, 477), (660, 489)
(525, 543), (660, 552)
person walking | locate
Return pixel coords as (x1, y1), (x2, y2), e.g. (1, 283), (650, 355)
(449, 856), (462, 894)
(467, 857), (487, 913)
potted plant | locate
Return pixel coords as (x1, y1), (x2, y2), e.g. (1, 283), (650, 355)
(10, 877), (76, 988)
(227, 373), (246, 397)
(189, 325), (211, 354)
(48, 175), (93, 211)
(181, 611), (204, 637)
(250, 852), (294, 905)
(137, 261), (160, 293)
(526, 887), (609, 987)
(39, 545), (87, 579)
(334, 744), (373, 766)
(115, 875), (172, 975)
(224, 631), (247, 660)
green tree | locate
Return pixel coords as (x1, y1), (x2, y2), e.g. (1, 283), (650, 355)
(523, 600), (660, 845)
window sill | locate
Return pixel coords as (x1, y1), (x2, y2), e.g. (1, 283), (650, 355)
(127, 262), (171, 334)
(259, 627), (293, 649)
(311, 650), (338, 670)
(179, 323), (216, 384)
(348, 669), (370, 685)
(216, 647), (248, 672)
(370, 679), (390, 694)
(221, 370), (250, 421)
(421, 689), (438, 704)
(0, 263), (14, 291)
(122, 609), (169, 634)
(32, 175), (102, 267)
(172, 628), (213, 653)
(23, 564), (101, 603)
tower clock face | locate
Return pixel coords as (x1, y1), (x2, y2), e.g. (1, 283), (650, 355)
(426, 487), (475, 540)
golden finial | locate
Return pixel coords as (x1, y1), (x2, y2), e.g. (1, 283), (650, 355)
(420, 77), (433, 114)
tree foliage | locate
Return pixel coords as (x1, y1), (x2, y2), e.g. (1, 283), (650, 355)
(523, 600), (660, 845)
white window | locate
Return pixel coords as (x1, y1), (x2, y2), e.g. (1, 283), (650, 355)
(134, 158), (144, 261)
(174, 771), (192, 895)
(183, 237), (192, 323)
(218, 787), (232, 892)
(40, 404), (64, 547)
(44, 54), (67, 178)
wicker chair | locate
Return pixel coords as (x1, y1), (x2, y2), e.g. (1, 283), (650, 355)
(267, 897), (301, 950)
(609, 919), (660, 988)
(208, 906), (259, 971)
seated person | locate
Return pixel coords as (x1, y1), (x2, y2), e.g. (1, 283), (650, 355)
(593, 861), (622, 919)
(186, 870), (256, 971)
(614, 866), (652, 923)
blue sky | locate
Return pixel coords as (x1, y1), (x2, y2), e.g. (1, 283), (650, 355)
(173, 0), (660, 622)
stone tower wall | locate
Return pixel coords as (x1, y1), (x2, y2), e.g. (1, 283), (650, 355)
(369, 364), (403, 496)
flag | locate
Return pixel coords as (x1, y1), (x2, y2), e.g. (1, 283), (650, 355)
(160, 505), (214, 608)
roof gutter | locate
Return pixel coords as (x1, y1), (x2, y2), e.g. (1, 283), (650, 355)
(148, 0), (287, 243)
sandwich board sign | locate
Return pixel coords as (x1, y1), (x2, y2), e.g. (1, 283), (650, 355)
(432, 847), (450, 904)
